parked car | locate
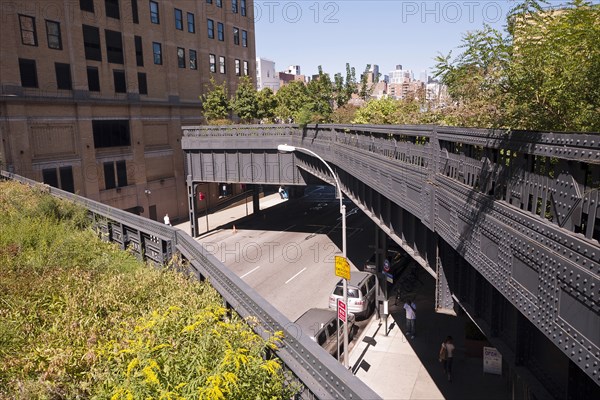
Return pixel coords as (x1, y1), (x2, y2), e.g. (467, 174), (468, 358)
(294, 308), (355, 357)
(328, 271), (376, 319)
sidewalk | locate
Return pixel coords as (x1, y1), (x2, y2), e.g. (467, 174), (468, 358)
(348, 272), (513, 400)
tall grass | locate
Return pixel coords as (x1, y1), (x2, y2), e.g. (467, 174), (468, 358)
(0, 181), (297, 399)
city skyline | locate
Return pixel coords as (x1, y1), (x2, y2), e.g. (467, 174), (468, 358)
(254, 0), (574, 78)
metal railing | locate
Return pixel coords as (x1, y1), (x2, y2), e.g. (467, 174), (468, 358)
(0, 169), (380, 400)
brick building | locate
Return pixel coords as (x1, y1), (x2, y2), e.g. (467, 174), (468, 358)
(0, 0), (255, 221)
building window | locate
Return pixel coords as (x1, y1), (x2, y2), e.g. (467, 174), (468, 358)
(243, 60), (249, 76)
(206, 0), (212, 3)
(82, 25), (102, 61)
(152, 42), (162, 64)
(80, 0), (94, 12)
(217, 0), (222, 7)
(150, 0), (159, 24)
(232, 0), (238, 13)
(134, 35), (143, 66)
(217, 22), (224, 41)
(235, 59), (240, 76)
(93, 120), (130, 148)
(241, 0), (246, 16)
(177, 47), (185, 68)
(105, 0), (120, 19)
(19, 58), (38, 88)
(55, 63), (72, 90)
(189, 49), (197, 70)
(207, 19), (214, 39)
(105, 29), (124, 64)
(209, 54), (216, 73)
(233, 27), (239, 45)
(19, 15), (37, 46)
(138, 72), (147, 95)
(43, 166), (74, 193)
(113, 70), (126, 93)
(87, 66), (100, 91)
(219, 56), (225, 74)
(187, 12), (195, 33)
(45, 20), (62, 50)
(174, 8), (183, 30)
(104, 160), (128, 189)
(242, 30), (247, 47)
(132, 0), (139, 23)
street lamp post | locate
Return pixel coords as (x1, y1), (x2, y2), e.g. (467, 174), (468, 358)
(277, 144), (349, 368)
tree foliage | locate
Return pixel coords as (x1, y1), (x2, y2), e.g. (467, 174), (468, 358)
(201, 77), (230, 122)
(256, 87), (277, 122)
(433, 0), (600, 132)
(231, 75), (258, 123)
(305, 66), (334, 123)
(274, 80), (309, 123)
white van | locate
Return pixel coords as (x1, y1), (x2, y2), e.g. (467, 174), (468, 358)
(328, 271), (376, 319)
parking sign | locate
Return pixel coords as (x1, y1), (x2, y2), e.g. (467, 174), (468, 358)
(337, 299), (347, 322)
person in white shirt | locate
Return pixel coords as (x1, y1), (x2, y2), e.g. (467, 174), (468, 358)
(403, 300), (416, 339)
(163, 213), (171, 226)
(440, 336), (455, 381)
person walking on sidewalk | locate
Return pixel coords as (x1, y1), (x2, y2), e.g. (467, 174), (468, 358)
(403, 299), (416, 339)
(439, 336), (455, 381)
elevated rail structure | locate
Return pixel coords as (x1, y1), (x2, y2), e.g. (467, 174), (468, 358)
(182, 124), (600, 399)
(0, 170), (380, 400)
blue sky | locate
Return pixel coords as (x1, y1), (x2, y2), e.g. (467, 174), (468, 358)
(254, 0), (574, 78)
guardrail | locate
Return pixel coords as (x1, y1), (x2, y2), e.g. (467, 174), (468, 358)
(0, 169), (380, 400)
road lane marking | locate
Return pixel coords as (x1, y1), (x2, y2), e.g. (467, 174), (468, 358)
(285, 267), (307, 284)
(241, 266), (260, 278)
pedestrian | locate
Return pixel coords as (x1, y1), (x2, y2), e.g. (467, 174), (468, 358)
(403, 299), (416, 339)
(163, 213), (171, 226)
(278, 186), (285, 199)
(439, 336), (455, 381)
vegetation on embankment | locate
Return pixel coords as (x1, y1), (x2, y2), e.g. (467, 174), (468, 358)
(0, 180), (296, 399)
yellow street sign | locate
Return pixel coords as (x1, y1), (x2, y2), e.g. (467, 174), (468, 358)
(335, 256), (350, 280)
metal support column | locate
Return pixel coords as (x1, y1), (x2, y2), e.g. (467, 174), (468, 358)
(187, 175), (198, 238)
(252, 185), (260, 214)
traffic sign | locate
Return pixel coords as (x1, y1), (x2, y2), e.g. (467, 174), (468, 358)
(335, 256), (350, 280)
(383, 259), (390, 272)
(337, 299), (347, 322)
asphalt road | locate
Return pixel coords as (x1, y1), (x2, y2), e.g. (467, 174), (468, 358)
(200, 185), (377, 322)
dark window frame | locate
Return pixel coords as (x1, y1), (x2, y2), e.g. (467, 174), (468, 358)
(232, 0), (238, 13)
(209, 54), (216, 73)
(243, 60), (249, 76)
(44, 166), (74, 193)
(219, 56), (226, 74)
(216, 0), (222, 7)
(55, 62), (72, 90)
(132, 0), (139, 23)
(174, 8), (183, 30)
(19, 14), (37, 46)
(87, 66), (100, 91)
(241, 0), (246, 16)
(152, 42), (162, 65)
(242, 30), (248, 47)
(134, 35), (144, 66)
(113, 69), (126, 93)
(105, 29), (124, 64)
(189, 49), (197, 70)
(93, 120), (131, 148)
(177, 47), (185, 68)
(80, 0), (95, 12)
(207, 19), (214, 39)
(19, 58), (38, 88)
(138, 72), (148, 95)
(105, 0), (120, 19)
(235, 59), (241, 76)
(83, 25), (102, 61)
(45, 20), (62, 50)
(233, 27), (239, 45)
(150, 0), (160, 24)
(187, 12), (195, 33)
(217, 22), (224, 41)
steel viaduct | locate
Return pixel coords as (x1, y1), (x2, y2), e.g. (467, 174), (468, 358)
(182, 123), (600, 399)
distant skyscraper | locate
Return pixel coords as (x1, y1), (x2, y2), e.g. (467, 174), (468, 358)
(419, 70), (429, 83)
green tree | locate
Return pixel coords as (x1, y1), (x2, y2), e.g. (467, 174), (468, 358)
(506, 0), (600, 132)
(256, 87), (277, 122)
(352, 97), (400, 124)
(359, 64), (372, 101)
(274, 80), (309, 122)
(231, 75), (258, 123)
(305, 66), (334, 123)
(201, 77), (230, 123)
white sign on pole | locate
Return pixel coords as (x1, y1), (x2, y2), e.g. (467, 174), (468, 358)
(483, 346), (502, 375)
